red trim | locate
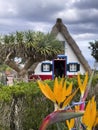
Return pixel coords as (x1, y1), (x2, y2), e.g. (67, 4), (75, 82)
(67, 75), (77, 78)
(29, 74), (77, 81)
(29, 75), (52, 80)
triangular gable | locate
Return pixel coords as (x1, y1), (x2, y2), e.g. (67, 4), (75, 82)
(51, 18), (92, 74)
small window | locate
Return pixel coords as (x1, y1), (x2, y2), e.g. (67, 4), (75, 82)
(41, 63), (52, 72)
(67, 63), (80, 72)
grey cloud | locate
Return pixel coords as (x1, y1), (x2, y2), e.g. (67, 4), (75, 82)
(0, 0), (98, 41)
(73, 0), (98, 9)
(10, 0), (66, 22)
(62, 8), (98, 25)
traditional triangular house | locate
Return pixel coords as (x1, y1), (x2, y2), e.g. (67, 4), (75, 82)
(30, 18), (92, 80)
(51, 18), (92, 75)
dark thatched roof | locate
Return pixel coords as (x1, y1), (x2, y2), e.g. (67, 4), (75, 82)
(51, 18), (92, 74)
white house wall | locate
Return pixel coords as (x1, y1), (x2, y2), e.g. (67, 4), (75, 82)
(35, 61), (52, 75)
(56, 32), (86, 75)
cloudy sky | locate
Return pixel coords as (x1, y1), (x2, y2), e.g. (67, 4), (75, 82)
(0, 0), (98, 68)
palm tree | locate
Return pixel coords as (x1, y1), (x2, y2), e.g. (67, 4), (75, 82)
(0, 30), (64, 81)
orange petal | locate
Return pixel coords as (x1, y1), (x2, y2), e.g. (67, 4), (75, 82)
(90, 97), (96, 127)
(75, 105), (80, 112)
(66, 118), (75, 129)
(54, 78), (64, 104)
(53, 78), (59, 98)
(38, 81), (55, 102)
(61, 82), (73, 104)
(82, 72), (88, 93)
(66, 82), (73, 96)
(82, 96), (96, 129)
(60, 81), (67, 103)
(63, 88), (79, 108)
(82, 101), (91, 126)
(78, 72), (88, 95)
(77, 73), (82, 87)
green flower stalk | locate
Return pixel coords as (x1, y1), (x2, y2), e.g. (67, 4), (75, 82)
(39, 110), (84, 130)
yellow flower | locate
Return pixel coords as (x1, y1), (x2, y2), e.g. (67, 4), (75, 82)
(82, 96), (96, 130)
(38, 78), (78, 110)
(66, 118), (75, 130)
(78, 72), (88, 97)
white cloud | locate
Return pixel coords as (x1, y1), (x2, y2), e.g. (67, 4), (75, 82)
(53, 8), (79, 22)
(74, 33), (96, 41)
(27, 22), (52, 33)
(0, 1), (17, 17)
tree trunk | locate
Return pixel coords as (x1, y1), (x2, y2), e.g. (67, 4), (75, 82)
(5, 56), (20, 73)
(5, 56), (39, 82)
(18, 69), (28, 82)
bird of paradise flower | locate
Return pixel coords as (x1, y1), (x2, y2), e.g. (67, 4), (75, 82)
(38, 77), (84, 130)
(82, 96), (98, 130)
(37, 71), (97, 130)
(38, 77), (79, 110)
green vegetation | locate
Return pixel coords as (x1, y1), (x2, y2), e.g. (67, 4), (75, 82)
(89, 40), (98, 61)
(0, 75), (97, 129)
(0, 81), (56, 129)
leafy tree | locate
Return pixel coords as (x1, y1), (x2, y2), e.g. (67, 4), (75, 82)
(0, 31), (64, 80)
(89, 41), (98, 61)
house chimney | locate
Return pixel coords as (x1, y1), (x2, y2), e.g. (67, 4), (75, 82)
(56, 18), (63, 32)
(56, 18), (62, 23)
